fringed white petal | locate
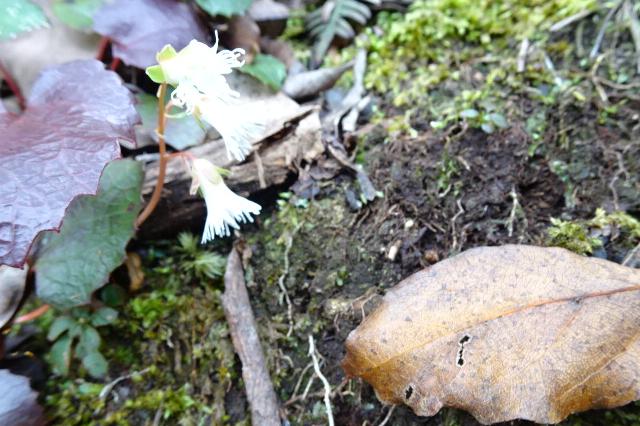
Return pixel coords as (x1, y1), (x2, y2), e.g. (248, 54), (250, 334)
(198, 99), (264, 162)
(190, 159), (262, 243)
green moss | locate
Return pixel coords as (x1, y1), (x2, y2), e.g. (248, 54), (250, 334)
(546, 209), (640, 255)
(364, 0), (595, 92)
(45, 235), (237, 425)
(547, 217), (601, 255)
(590, 208), (640, 239)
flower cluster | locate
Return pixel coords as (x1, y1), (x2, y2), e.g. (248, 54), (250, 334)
(146, 35), (262, 243)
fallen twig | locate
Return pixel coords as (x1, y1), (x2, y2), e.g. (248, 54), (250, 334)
(550, 9), (594, 33)
(223, 248), (280, 426)
(590, 1), (623, 60)
(99, 367), (152, 401)
(516, 38), (530, 73)
(623, 0), (640, 73)
(623, 243), (640, 267)
(308, 334), (334, 426)
(451, 198), (465, 252)
(377, 405), (396, 426)
(278, 224), (302, 338)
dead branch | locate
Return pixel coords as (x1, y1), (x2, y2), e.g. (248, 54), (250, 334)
(137, 107), (322, 239)
(222, 248), (281, 426)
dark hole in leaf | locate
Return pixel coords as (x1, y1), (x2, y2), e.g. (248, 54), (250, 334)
(405, 385), (413, 400)
(457, 335), (471, 366)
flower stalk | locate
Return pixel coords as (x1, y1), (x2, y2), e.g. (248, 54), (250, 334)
(136, 82), (168, 227)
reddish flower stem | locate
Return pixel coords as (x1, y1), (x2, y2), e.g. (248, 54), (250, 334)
(109, 57), (121, 71)
(96, 36), (110, 61)
(136, 83), (169, 227)
(0, 61), (26, 110)
(15, 304), (50, 324)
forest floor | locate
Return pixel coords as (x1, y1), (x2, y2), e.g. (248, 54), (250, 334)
(15, 2), (640, 425)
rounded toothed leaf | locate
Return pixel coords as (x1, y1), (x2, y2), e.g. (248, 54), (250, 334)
(0, 60), (138, 268)
(34, 159), (144, 309)
(93, 0), (207, 68)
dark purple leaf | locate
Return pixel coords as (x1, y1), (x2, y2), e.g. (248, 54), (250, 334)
(0, 369), (44, 426)
(93, 0), (208, 68)
(0, 60), (138, 268)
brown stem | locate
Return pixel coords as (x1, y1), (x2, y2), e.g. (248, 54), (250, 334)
(136, 83), (168, 227)
(15, 304), (50, 324)
(96, 36), (110, 61)
(109, 57), (121, 71)
(0, 60), (26, 110)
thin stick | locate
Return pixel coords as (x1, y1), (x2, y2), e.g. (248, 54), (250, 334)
(223, 249), (281, 426)
(278, 225), (301, 338)
(308, 335), (334, 426)
(550, 9), (594, 33)
(590, 1), (623, 60)
(622, 243), (639, 266)
(136, 83), (168, 227)
(14, 304), (50, 324)
(99, 367), (151, 401)
(624, 0), (640, 74)
(377, 405), (396, 426)
(516, 38), (530, 73)
(0, 61), (25, 110)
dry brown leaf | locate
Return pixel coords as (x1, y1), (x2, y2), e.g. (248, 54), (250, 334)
(343, 245), (640, 424)
(125, 252), (144, 292)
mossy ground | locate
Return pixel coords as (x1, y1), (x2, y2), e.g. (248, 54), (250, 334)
(23, 0), (640, 424)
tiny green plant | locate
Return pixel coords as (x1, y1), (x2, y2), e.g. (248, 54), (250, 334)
(47, 307), (118, 379)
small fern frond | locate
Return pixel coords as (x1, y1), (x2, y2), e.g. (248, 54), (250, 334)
(306, 0), (380, 66)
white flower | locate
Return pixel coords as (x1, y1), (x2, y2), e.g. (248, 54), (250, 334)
(198, 101), (264, 162)
(153, 34), (263, 161)
(189, 158), (261, 243)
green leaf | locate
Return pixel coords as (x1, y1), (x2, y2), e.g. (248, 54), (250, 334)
(91, 307), (118, 327)
(240, 54), (287, 91)
(307, 0), (371, 66)
(460, 109), (479, 119)
(52, 0), (103, 30)
(0, 0), (48, 40)
(50, 334), (73, 376)
(136, 92), (206, 150)
(35, 159), (144, 309)
(47, 316), (76, 341)
(481, 122), (494, 134)
(195, 0), (253, 17)
(75, 326), (101, 358)
(82, 351), (108, 379)
(487, 112), (508, 129)
(99, 284), (128, 307)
